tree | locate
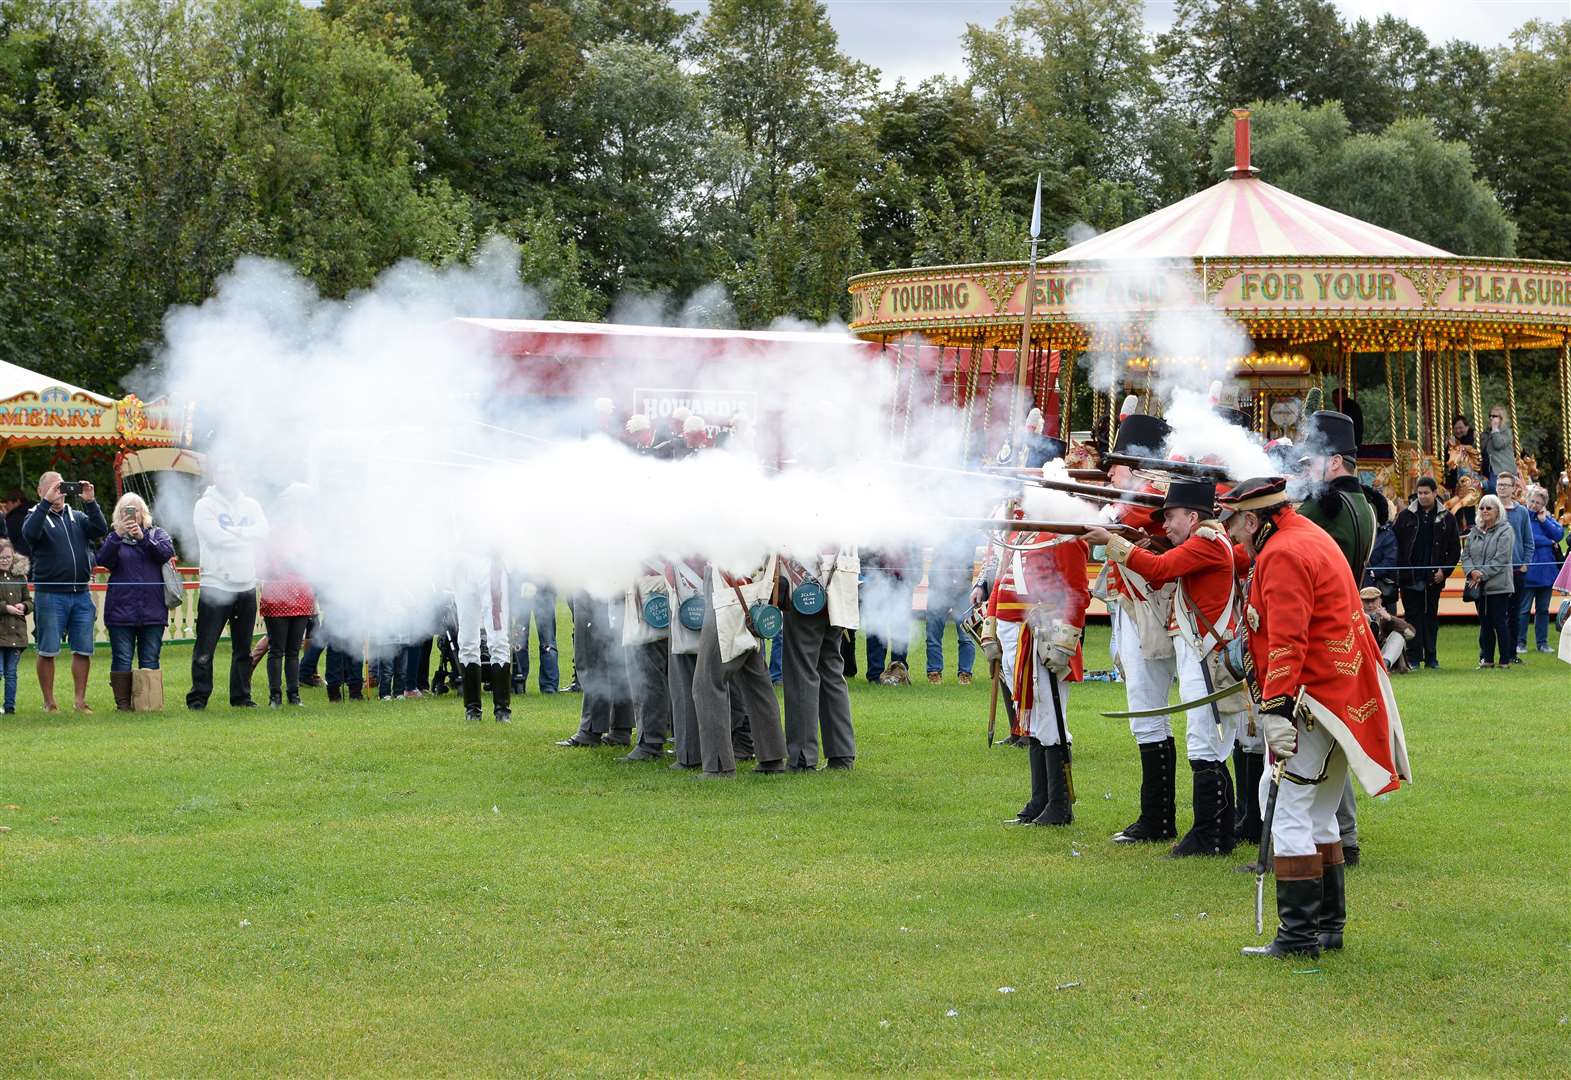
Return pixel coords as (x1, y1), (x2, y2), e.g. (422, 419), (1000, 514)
(910, 162), (1024, 266)
(695, 0), (873, 215)
(1479, 20), (1571, 261)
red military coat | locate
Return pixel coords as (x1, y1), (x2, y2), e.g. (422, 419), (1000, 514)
(1244, 507), (1412, 795)
(1122, 524), (1239, 650)
(989, 533), (1090, 684)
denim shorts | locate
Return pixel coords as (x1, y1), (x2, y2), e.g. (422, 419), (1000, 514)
(34, 590), (97, 658)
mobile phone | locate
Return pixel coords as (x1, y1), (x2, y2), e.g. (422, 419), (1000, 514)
(59, 480), (82, 497)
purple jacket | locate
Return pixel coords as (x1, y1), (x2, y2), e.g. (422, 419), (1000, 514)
(97, 527), (177, 627)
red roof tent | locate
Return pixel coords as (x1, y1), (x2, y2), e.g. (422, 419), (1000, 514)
(452, 317), (1012, 387)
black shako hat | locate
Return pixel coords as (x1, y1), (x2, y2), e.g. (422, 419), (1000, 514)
(1112, 413), (1170, 456)
(1302, 410), (1358, 459)
(1214, 403), (1250, 429)
(1218, 475), (1289, 517)
(1162, 480), (1216, 515)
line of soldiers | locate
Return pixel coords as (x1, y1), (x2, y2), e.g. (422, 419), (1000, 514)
(978, 406), (1410, 960)
(550, 410), (861, 778)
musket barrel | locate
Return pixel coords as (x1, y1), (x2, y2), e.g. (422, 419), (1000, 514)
(1105, 453), (1231, 482)
(1028, 476), (1164, 507)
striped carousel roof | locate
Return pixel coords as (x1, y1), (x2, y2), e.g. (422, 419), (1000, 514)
(1047, 174), (1455, 262)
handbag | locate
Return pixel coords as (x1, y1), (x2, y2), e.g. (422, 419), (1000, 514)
(1462, 578), (1480, 604)
(161, 560), (185, 609)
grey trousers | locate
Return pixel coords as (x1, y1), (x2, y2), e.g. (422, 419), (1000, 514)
(1337, 772), (1359, 849)
(692, 608), (785, 774)
(573, 595), (633, 740)
(670, 651), (700, 766)
(782, 605), (855, 768)
(633, 639), (671, 752)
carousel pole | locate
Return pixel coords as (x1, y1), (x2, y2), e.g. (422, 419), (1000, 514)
(1467, 339), (1483, 437)
(1008, 174), (1044, 461)
(1503, 341), (1521, 462)
(1060, 347), (1075, 444)
(1561, 334), (1571, 474)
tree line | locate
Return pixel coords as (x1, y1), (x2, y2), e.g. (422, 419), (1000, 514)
(2, 0), (1569, 444)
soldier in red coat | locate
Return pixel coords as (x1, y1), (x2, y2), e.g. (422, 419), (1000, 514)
(991, 525), (1090, 827)
(1220, 477), (1412, 960)
(1098, 412), (1181, 845)
(1087, 479), (1248, 857)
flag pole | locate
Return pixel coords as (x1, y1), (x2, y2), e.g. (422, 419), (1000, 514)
(1007, 174), (1043, 462)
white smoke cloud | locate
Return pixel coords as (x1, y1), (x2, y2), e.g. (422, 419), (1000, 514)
(150, 238), (1018, 642)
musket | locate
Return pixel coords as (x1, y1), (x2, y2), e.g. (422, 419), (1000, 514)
(955, 518), (1146, 542)
(1105, 453), (1231, 482)
(1026, 476), (1164, 508)
(982, 466), (1111, 483)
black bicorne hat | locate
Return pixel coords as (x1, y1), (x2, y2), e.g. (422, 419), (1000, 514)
(1112, 413), (1170, 457)
(1162, 480), (1216, 515)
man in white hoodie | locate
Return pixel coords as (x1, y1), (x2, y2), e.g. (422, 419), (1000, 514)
(187, 463), (269, 710)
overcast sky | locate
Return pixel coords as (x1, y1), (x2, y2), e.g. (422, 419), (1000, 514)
(674, 1), (1570, 88)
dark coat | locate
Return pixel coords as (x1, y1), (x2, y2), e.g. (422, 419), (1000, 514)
(0, 567), (33, 649)
(1392, 501), (1461, 589)
(21, 500), (108, 593)
(97, 527), (177, 627)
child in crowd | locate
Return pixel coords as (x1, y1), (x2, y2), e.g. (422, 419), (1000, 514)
(0, 542), (33, 713)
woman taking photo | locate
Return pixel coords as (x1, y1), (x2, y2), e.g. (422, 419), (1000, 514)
(97, 493), (177, 710)
(1463, 494), (1517, 669)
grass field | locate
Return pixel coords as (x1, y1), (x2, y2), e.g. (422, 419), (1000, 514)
(1, 622), (1568, 1078)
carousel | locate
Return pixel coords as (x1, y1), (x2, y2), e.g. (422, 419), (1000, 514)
(846, 110), (1571, 517)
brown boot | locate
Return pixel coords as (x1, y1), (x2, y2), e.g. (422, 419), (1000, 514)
(110, 671), (134, 712)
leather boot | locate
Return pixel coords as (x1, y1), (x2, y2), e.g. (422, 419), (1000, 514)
(490, 663), (511, 724)
(110, 671), (133, 712)
(1237, 750), (1265, 844)
(1029, 741), (1073, 825)
(1114, 740), (1174, 842)
(1008, 737), (1049, 824)
(328, 684), (343, 704)
(1242, 855), (1323, 959)
(1170, 759), (1233, 857)
(461, 663), (483, 722)
(1317, 840), (1347, 951)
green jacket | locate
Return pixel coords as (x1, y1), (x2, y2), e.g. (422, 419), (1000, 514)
(0, 567), (33, 650)
(1298, 475), (1376, 582)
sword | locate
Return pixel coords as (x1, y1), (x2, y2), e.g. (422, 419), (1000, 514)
(1255, 759), (1285, 934)
(1047, 669), (1075, 803)
(1100, 679), (1244, 718)
(986, 657), (1001, 748)
(1254, 688), (1304, 934)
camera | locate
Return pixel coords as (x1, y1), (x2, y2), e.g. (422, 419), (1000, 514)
(59, 480), (83, 498)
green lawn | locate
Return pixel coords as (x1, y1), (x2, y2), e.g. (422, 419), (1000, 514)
(1, 624), (1568, 1078)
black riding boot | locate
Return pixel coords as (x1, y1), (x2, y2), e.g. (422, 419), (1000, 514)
(1029, 740), (1073, 826)
(462, 663), (483, 722)
(1318, 841), (1346, 951)
(1008, 737), (1049, 824)
(1217, 758), (1237, 853)
(1236, 750), (1265, 844)
(490, 663), (511, 724)
(1158, 737), (1177, 837)
(1113, 740), (1172, 842)
(1242, 856), (1323, 959)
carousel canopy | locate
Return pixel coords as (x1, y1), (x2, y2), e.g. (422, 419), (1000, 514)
(1046, 175), (1454, 262)
(0, 360), (184, 451)
(0, 359), (114, 406)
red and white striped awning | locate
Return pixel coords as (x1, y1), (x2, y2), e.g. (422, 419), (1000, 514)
(1047, 175), (1454, 262)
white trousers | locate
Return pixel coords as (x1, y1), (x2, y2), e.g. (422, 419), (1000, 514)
(1175, 636), (1234, 762)
(456, 567), (510, 666)
(995, 619), (1020, 696)
(1111, 606), (1175, 744)
(1264, 718), (1347, 858)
